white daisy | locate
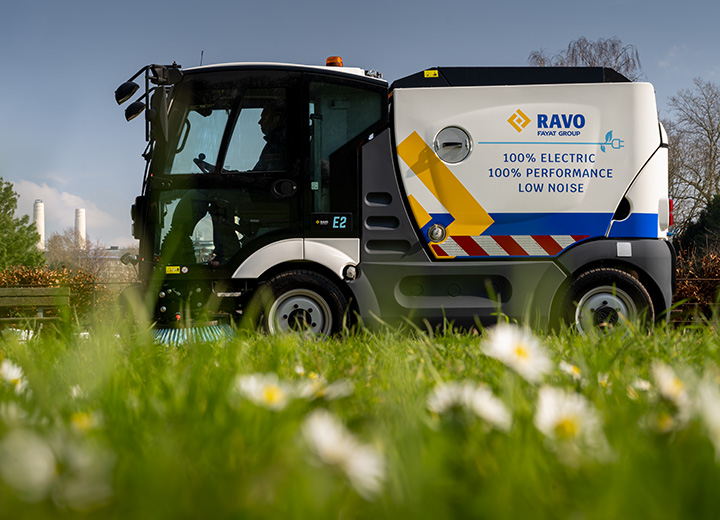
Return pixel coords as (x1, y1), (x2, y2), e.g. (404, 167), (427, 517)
(426, 382), (468, 415)
(70, 385), (85, 400)
(320, 379), (355, 401)
(482, 323), (554, 383)
(559, 360), (583, 382)
(0, 429), (57, 502)
(233, 373), (293, 411)
(1, 359), (29, 395)
(465, 385), (512, 431)
(69, 411), (104, 434)
(651, 362), (690, 410)
(427, 381), (511, 431)
(294, 370), (354, 401)
(695, 375), (720, 461)
(302, 409), (385, 499)
(295, 373), (327, 399)
(534, 385), (609, 463)
(632, 378), (653, 392)
(51, 438), (115, 511)
(627, 378), (652, 400)
(597, 372), (611, 389)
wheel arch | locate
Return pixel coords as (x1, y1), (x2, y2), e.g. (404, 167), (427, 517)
(252, 260), (360, 320)
(550, 239), (673, 325)
(230, 238), (362, 318)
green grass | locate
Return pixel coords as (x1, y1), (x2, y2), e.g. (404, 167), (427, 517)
(2, 316), (720, 519)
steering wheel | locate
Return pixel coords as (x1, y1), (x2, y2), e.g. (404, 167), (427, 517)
(193, 153), (215, 173)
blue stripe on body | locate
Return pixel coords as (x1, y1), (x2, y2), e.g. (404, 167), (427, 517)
(484, 213), (612, 236)
(416, 212), (659, 240)
(608, 213), (658, 238)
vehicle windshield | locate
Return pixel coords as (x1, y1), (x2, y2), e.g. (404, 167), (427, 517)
(154, 72), (290, 176)
(156, 73), (241, 175)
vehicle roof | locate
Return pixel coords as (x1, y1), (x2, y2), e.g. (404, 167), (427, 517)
(182, 62), (387, 84)
(391, 67), (631, 89)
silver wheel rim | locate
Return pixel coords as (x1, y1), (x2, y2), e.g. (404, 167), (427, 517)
(267, 289), (332, 335)
(575, 285), (637, 335)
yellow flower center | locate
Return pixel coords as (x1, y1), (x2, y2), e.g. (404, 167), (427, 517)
(71, 412), (93, 431)
(262, 385), (285, 405)
(514, 343), (530, 360)
(670, 378), (684, 397)
(554, 417), (580, 439)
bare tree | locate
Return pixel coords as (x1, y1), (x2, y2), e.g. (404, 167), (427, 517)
(666, 78), (720, 235)
(528, 36), (644, 81)
(45, 227), (108, 277)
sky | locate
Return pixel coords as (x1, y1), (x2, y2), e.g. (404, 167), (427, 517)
(1, 0), (718, 247)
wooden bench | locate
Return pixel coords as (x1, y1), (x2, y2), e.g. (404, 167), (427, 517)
(0, 287), (71, 325)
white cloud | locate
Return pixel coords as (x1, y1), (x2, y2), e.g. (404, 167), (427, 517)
(658, 45), (687, 69)
(12, 180), (136, 247)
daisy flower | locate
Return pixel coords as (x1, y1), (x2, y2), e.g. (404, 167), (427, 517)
(295, 370), (354, 401)
(302, 409), (385, 499)
(69, 411), (103, 434)
(427, 381), (511, 431)
(465, 384), (512, 431)
(482, 323), (553, 383)
(0, 430), (57, 502)
(1, 359), (29, 395)
(651, 362), (690, 410)
(426, 381), (469, 415)
(559, 360), (583, 382)
(695, 375), (720, 461)
(627, 378), (653, 400)
(534, 385), (609, 463)
(597, 372), (611, 390)
(233, 373), (293, 411)
(70, 385), (85, 400)
(51, 438), (115, 511)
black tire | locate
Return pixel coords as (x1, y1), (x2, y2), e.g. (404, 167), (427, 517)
(564, 268), (654, 334)
(253, 270), (348, 335)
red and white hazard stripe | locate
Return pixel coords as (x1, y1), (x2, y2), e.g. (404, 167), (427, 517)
(431, 235), (590, 258)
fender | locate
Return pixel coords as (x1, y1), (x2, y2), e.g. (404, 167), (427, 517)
(555, 238), (675, 313)
(232, 238), (360, 280)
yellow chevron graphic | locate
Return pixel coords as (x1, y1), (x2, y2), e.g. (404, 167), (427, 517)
(396, 132), (494, 237)
(507, 109), (531, 133)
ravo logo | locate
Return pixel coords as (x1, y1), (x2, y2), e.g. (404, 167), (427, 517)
(537, 113), (586, 129)
(537, 113), (586, 137)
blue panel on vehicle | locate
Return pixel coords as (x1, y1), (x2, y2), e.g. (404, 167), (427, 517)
(607, 213), (658, 238)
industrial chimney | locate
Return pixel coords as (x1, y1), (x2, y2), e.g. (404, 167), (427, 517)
(33, 200), (45, 250)
(75, 208), (86, 249)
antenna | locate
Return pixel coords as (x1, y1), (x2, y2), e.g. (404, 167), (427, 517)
(200, 50), (204, 66)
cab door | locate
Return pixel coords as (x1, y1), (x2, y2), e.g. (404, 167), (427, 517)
(304, 74), (386, 239)
(148, 69), (303, 273)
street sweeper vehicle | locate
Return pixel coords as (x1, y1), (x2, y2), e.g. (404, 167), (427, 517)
(115, 58), (674, 336)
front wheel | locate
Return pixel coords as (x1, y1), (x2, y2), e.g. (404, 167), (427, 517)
(253, 270), (348, 335)
(564, 268), (654, 334)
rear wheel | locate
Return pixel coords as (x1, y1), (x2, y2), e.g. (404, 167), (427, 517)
(564, 268), (654, 334)
(254, 270), (348, 335)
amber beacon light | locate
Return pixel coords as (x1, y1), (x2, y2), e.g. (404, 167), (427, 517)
(326, 56), (344, 67)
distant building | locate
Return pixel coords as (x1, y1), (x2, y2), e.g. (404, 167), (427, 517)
(33, 200), (45, 250)
(99, 246), (139, 284)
